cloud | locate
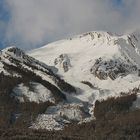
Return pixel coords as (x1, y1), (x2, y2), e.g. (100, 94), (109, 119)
(4, 0), (140, 49)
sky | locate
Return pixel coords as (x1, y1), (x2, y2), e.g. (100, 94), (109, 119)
(0, 0), (140, 50)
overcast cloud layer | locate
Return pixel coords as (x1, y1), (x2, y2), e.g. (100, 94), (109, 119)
(2, 0), (140, 49)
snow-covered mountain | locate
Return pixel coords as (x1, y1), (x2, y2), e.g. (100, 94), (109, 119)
(28, 30), (140, 130)
(1, 30), (140, 131)
(29, 31), (140, 102)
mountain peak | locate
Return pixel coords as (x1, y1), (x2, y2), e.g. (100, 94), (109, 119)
(29, 29), (140, 99)
(1, 46), (25, 58)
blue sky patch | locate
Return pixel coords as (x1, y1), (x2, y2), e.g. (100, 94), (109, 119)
(0, 0), (10, 21)
(112, 0), (123, 7)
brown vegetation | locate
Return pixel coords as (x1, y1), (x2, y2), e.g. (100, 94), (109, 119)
(0, 60), (140, 139)
(0, 92), (139, 140)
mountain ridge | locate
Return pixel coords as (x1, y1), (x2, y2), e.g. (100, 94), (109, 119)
(29, 30), (140, 100)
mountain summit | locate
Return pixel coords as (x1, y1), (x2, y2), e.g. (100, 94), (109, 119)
(29, 31), (140, 101)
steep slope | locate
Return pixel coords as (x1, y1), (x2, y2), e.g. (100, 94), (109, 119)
(0, 47), (76, 101)
(29, 31), (140, 108)
(0, 47), (86, 130)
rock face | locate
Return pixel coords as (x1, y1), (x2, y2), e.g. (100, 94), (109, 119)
(90, 58), (137, 80)
(54, 54), (71, 72)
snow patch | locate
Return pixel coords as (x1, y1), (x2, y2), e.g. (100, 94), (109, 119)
(12, 82), (55, 103)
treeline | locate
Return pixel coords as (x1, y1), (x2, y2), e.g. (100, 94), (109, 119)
(0, 93), (140, 140)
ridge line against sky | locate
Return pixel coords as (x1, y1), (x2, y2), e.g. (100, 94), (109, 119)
(0, 0), (140, 50)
